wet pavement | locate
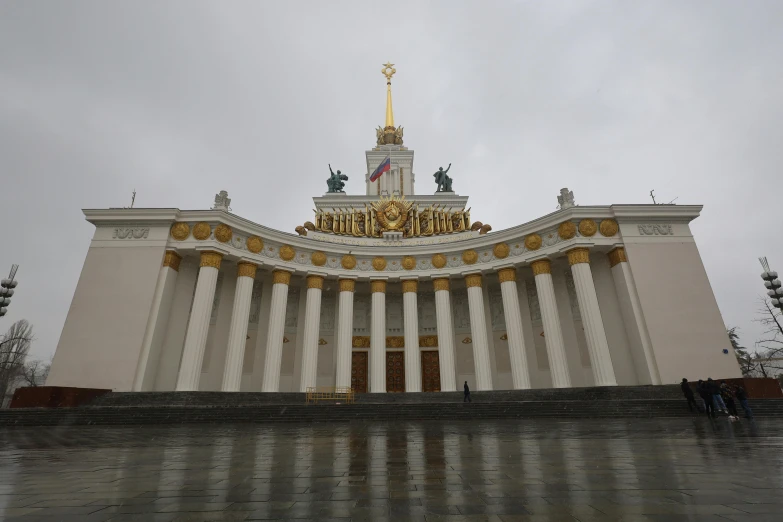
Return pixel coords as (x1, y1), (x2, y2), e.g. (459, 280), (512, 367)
(0, 417), (781, 521)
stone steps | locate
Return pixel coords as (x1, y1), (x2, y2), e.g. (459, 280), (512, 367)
(2, 398), (781, 427)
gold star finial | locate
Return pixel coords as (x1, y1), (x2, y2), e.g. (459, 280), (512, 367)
(381, 62), (396, 83)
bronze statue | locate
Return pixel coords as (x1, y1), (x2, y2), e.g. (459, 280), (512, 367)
(327, 164), (348, 193)
(433, 163), (453, 192)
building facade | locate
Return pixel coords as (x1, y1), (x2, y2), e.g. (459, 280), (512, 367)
(47, 68), (741, 393)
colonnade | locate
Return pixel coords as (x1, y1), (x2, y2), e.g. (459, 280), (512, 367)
(142, 246), (642, 393)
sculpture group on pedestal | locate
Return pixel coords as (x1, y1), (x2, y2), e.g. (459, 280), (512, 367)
(433, 163), (453, 192)
(326, 164), (348, 193)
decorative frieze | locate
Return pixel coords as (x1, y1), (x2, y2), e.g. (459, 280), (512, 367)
(113, 227), (149, 239)
(638, 224), (673, 235)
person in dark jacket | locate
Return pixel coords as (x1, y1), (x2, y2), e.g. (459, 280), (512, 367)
(708, 378), (727, 413)
(697, 380), (714, 418)
(463, 381), (471, 403)
(720, 381), (739, 417)
(681, 378), (698, 412)
(735, 386), (753, 419)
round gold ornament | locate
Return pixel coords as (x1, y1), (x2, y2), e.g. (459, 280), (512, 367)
(462, 250), (478, 265)
(524, 233), (542, 251)
(578, 219), (598, 237)
(432, 253), (447, 269)
(372, 256), (387, 271)
(493, 243), (510, 259)
(599, 219), (619, 237)
(246, 235), (263, 254)
(558, 221), (576, 240)
(279, 245), (296, 261)
(170, 222), (190, 241)
(341, 254), (357, 270)
(192, 222), (211, 241)
(311, 251), (327, 266)
(402, 256), (416, 270)
(214, 224), (232, 243)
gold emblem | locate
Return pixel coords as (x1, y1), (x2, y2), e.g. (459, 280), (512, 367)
(214, 224), (232, 243)
(402, 256), (416, 270)
(525, 233), (542, 251)
(318, 338), (328, 346)
(558, 221), (576, 240)
(599, 219), (619, 237)
(170, 222), (190, 241)
(279, 245), (295, 261)
(372, 257), (387, 271)
(386, 336), (405, 348)
(419, 335), (438, 347)
(341, 254), (356, 270)
(192, 222), (211, 240)
(579, 219), (597, 237)
(462, 337), (472, 344)
(311, 251), (327, 266)
(493, 243), (510, 259)
(432, 253), (447, 269)
(371, 195), (413, 232)
(246, 235), (263, 253)
(462, 250), (478, 265)
(352, 336), (370, 348)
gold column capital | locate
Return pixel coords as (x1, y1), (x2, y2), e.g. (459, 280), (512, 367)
(567, 247), (591, 266)
(236, 262), (257, 279)
(608, 247), (627, 267)
(465, 273), (482, 288)
(433, 278), (450, 292)
(338, 279), (356, 292)
(497, 267), (517, 283)
(530, 259), (551, 276)
(371, 280), (387, 294)
(306, 275), (324, 290)
(402, 280), (418, 293)
(199, 251), (223, 269)
(272, 270), (292, 285)
(163, 250), (182, 272)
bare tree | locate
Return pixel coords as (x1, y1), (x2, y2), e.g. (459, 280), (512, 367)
(753, 298), (783, 380)
(0, 320), (34, 404)
(728, 327), (755, 377)
(21, 357), (50, 387)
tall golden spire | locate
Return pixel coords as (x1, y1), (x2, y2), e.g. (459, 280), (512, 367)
(382, 62), (396, 129)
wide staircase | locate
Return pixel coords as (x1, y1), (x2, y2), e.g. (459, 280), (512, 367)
(2, 386), (783, 426)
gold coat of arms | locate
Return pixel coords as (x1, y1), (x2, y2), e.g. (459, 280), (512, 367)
(371, 195), (413, 232)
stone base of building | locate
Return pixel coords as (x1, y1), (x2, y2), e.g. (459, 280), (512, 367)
(9, 386), (111, 409)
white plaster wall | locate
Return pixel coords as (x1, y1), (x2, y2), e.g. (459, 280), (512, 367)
(47, 243), (166, 390)
(624, 240), (742, 383)
(199, 265), (236, 391)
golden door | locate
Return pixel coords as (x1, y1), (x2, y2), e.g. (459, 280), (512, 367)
(386, 352), (405, 392)
(421, 351), (441, 392)
(351, 351), (368, 393)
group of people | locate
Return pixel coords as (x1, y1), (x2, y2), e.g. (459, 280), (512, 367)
(681, 378), (753, 419)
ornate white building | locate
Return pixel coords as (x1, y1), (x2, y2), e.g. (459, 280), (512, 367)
(47, 66), (741, 394)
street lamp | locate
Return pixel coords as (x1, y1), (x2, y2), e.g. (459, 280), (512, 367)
(760, 257), (782, 310)
(0, 264), (19, 318)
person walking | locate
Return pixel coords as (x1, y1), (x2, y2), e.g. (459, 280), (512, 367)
(708, 378), (727, 414)
(463, 381), (472, 403)
(697, 380), (715, 418)
(681, 378), (698, 413)
(720, 381), (739, 417)
(735, 386), (753, 419)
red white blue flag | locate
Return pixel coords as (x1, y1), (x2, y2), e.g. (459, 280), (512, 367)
(370, 155), (391, 182)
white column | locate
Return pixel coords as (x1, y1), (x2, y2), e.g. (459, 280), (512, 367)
(402, 279), (421, 392)
(465, 274), (493, 391)
(221, 262), (257, 392)
(176, 251), (223, 391)
(370, 279), (386, 393)
(609, 247), (661, 384)
(567, 248), (617, 386)
(261, 270), (292, 392)
(133, 251), (181, 391)
(434, 278), (457, 392)
(531, 259), (571, 388)
(335, 279), (355, 388)
(497, 268), (531, 390)
(299, 275), (324, 391)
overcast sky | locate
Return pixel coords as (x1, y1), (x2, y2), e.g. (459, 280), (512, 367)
(1, 1), (782, 360)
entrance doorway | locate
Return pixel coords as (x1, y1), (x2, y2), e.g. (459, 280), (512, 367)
(351, 351), (368, 393)
(386, 352), (405, 392)
(421, 351), (441, 392)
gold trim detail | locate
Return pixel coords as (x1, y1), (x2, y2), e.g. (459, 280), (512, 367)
(465, 274), (482, 288)
(246, 236), (263, 253)
(341, 254), (357, 270)
(192, 222), (211, 240)
(214, 224), (232, 243)
(433, 278), (450, 292)
(599, 219), (619, 237)
(311, 251), (327, 266)
(497, 267), (517, 283)
(525, 233), (542, 251)
(372, 257), (387, 271)
(462, 337), (472, 344)
(279, 245), (295, 261)
(462, 250), (478, 265)
(432, 253), (447, 269)
(318, 338), (327, 346)
(200, 251), (223, 269)
(567, 247), (590, 265)
(352, 336), (370, 348)
(493, 243), (510, 259)
(339, 279), (355, 292)
(170, 222), (190, 241)
(306, 275), (324, 289)
(608, 247), (627, 267)
(163, 251), (182, 271)
(558, 221), (576, 240)
(272, 270), (292, 285)
(402, 280), (418, 293)
(283, 336), (290, 344)
(402, 256), (416, 270)
(371, 280), (387, 293)
(237, 262), (257, 279)
(419, 335), (438, 347)
(386, 336), (405, 348)
(499, 333), (508, 341)
(531, 259), (551, 276)
(579, 219), (598, 237)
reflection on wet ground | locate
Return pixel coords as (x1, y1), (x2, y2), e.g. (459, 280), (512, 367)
(0, 417), (781, 521)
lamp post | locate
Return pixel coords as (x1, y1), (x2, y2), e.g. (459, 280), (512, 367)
(760, 257), (782, 310)
(0, 264), (19, 318)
